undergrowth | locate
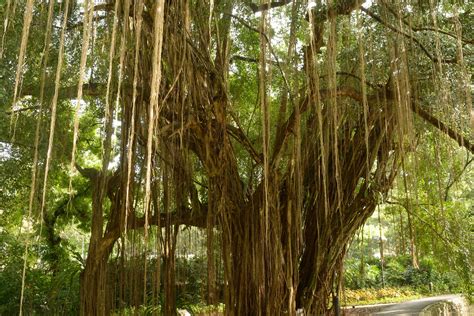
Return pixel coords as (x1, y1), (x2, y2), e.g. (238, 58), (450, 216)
(342, 287), (422, 306)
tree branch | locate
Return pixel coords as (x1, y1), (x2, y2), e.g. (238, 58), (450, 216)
(412, 102), (474, 154)
(129, 208), (208, 229)
(75, 164), (100, 181)
(230, 54), (282, 66)
(378, 1), (473, 46)
(385, 200), (455, 248)
(93, 3), (114, 12)
(227, 124), (263, 164)
(247, 0), (292, 13)
(361, 7), (457, 64)
(413, 27), (474, 45)
(444, 157), (474, 201)
(226, 13), (293, 106)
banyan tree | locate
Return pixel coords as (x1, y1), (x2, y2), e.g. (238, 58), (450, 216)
(1, 0), (472, 315)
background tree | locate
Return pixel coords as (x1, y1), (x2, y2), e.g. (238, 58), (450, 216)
(343, 132), (472, 296)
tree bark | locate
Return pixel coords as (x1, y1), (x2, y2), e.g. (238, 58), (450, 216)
(79, 169), (119, 316)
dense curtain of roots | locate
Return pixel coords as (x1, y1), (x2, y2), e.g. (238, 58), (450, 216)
(8, 0), (472, 315)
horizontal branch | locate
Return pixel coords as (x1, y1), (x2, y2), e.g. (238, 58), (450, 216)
(413, 27), (474, 45)
(130, 208), (208, 230)
(274, 84), (473, 172)
(99, 205), (208, 262)
(93, 3), (114, 12)
(230, 55), (281, 66)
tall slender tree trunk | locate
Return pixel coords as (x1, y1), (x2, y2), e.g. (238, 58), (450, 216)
(407, 211), (419, 269)
(378, 207), (385, 287)
(163, 229), (178, 316)
(359, 227), (366, 288)
(206, 203), (217, 305)
(400, 209), (406, 255)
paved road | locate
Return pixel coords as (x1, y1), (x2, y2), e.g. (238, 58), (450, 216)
(371, 294), (466, 315)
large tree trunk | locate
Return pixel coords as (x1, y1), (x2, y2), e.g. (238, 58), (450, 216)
(8, 0), (471, 314)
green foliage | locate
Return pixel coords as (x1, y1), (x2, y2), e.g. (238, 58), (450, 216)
(344, 253), (379, 289)
(0, 231), (81, 314)
(111, 305), (162, 316)
(176, 255), (208, 306)
(384, 255), (410, 287)
(47, 258), (82, 314)
(344, 253), (469, 297)
(187, 302), (225, 315)
(0, 233), (47, 314)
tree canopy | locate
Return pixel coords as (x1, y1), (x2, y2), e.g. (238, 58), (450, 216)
(0, 0), (472, 315)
